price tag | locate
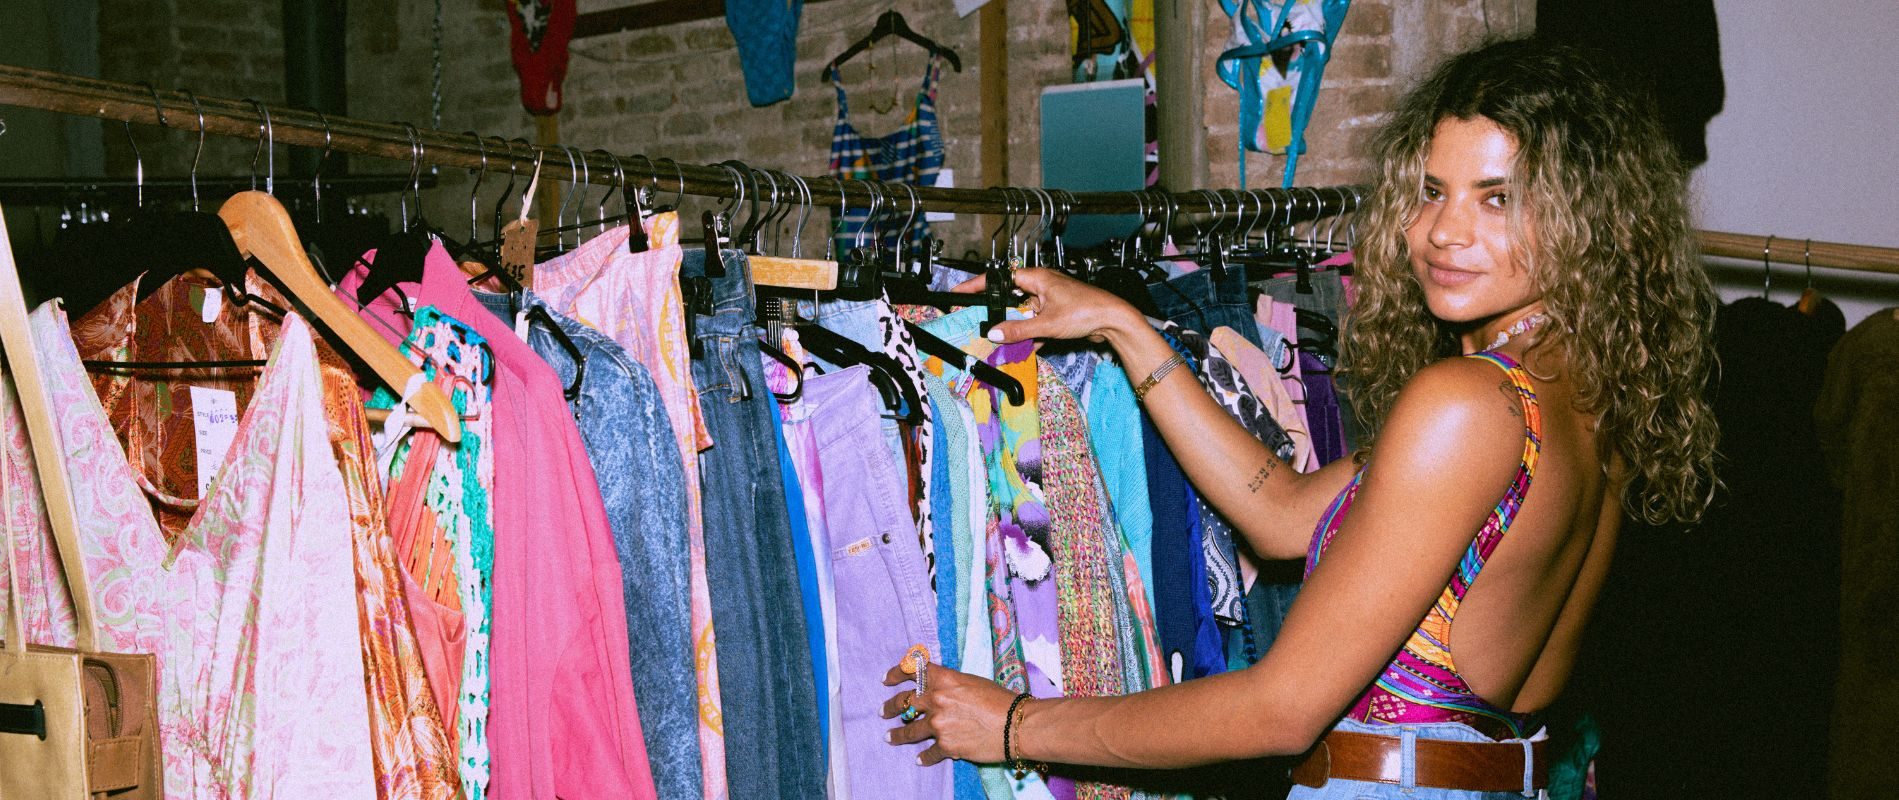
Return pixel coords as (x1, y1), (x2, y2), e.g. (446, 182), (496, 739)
(500, 218), (540, 285)
(189, 386), (240, 498)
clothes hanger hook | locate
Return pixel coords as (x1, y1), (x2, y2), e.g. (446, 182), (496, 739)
(398, 122), (424, 230)
(1761, 234), (1776, 300)
(557, 145), (582, 248)
(789, 173), (812, 259)
(848, 179), (874, 253)
(824, 176), (848, 261)
(1323, 187), (1347, 251)
(627, 153), (655, 219)
(313, 112), (335, 222)
(654, 156), (686, 210)
(467, 132), (489, 242)
(572, 146), (594, 245)
(182, 89), (205, 211)
(714, 163), (744, 227)
(1803, 238), (1814, 290)
(596, 149), (625, 236)
(244, 98), (272, 193)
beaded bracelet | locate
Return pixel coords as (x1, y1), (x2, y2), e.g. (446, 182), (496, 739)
(1002, 693), (1049, 779)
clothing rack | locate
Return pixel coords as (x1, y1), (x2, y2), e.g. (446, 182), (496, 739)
(1695, 230), (1899, 277)
(0, 63), (1357, 222)
(7, 64), (1894, 278)
(0, 174), (433, 205)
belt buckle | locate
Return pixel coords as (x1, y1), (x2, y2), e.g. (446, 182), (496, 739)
(1290, 740), (1331, 789)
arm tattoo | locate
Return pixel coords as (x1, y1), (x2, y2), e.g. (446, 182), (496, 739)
(1499, 380), (1523, 418)
(1247, 460), (1276, 493)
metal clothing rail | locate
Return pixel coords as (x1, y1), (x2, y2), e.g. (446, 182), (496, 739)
(0, 63), (1358, 221)
(1696, 230), (1899, 277)
(0, 174), (435, 205)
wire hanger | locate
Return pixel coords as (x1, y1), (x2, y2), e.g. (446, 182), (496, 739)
(1761, 234), (1776, 301)
(824, 10), (963, 78)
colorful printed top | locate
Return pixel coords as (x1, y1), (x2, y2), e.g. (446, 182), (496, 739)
(1304, 351), (1543, 740)
(368, 306), (497, 800)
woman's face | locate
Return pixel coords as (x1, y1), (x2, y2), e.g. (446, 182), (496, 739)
(1406, 116), (1541, 327)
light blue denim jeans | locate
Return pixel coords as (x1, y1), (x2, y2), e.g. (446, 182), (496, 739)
(1288, 719), (1550, 800)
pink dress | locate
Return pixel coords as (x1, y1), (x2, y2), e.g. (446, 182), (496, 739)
(1, 304), (377, 798)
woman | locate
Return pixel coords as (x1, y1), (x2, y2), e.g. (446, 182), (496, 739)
(881, 38), (1719, 797)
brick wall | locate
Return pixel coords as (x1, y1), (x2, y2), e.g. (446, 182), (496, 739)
(95, 0), (1530, 238)
(99, 0), (288, 178)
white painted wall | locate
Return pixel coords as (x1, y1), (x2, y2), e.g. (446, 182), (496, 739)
(1691, 1), (1899, 325)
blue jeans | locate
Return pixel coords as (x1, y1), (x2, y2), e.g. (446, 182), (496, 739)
(1148, 264), (1265, 348)
(1147, 269), (1303, 660)
(1288, 719), (1550, 800)
(471, 290), (702, 800)
(683, 248), (826, 800)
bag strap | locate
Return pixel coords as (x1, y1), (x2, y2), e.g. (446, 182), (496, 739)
(0, 200), (100, 655)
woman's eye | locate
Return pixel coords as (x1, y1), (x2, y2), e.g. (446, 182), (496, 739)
(1486, 193), (1509, 208)
(1423, 186), (1444, 201)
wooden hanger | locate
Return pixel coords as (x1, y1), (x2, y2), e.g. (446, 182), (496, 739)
(218, 190), (463, 443)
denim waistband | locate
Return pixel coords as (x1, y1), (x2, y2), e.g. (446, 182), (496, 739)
(681, 247), (757, 320)
(681, 248), (761, 338)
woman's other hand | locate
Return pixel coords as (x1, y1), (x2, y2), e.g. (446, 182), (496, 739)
(881, 659), (1018, 765)
(954, 267), (1140, 346)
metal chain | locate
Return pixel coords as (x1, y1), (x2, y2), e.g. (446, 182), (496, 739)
(430, 0), (444, 131)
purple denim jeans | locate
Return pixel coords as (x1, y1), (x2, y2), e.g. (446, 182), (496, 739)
(807, 365), (949, 799)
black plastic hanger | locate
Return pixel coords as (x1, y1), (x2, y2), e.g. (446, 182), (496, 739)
(901, 319), (1025, 405)
(824, 10), (963, 77)
(125, 89), (279, 316)
(794, 321), (921, 423)
(757, 338), (806, 403)
(354, 124), (437, 307)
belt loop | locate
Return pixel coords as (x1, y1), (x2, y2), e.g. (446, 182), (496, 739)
(1520, 739), (1535, 797)
(1399, 727), (1418, 791)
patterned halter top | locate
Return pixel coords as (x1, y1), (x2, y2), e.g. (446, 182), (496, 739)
(1303, 351), (1542, 740)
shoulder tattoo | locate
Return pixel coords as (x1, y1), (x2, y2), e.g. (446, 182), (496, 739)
(1499, 379), (1523, 418)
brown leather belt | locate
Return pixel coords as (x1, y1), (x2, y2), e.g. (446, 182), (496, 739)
(1290, 729), (1548, 793)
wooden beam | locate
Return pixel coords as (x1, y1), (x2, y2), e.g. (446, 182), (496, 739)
(1154, 0), (1206, 192)
(979, 0), (1008, 231)
(575, 0), (842, 39)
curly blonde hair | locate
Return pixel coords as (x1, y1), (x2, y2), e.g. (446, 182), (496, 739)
(1341, 37), (1720, 525)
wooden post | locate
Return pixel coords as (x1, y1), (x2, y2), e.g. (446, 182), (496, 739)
(534, 113), (561, 239)
(1154, 0), (1206, 192)
(980, 0), (1008, 234)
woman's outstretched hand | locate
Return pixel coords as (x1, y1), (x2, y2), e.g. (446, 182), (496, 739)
(954, 267), (1140, 346)
(881, 659), (1018, 766)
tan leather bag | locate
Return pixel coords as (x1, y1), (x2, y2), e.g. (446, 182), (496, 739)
(0, 201), (163, 799)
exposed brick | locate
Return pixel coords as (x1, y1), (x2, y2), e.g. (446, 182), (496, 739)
(663, 112), (709, 138)
(627, 90), (675, 115)
(1346, 3), (1394, 38)
(683, 25), (734, 52)
(626, 34), (677, 57)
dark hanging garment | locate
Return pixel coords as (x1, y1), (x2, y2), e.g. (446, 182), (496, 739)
(1536, 0), (1723, 167)
(1574, 296), (1843, 799)
(1814, 306), (1899, 800)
